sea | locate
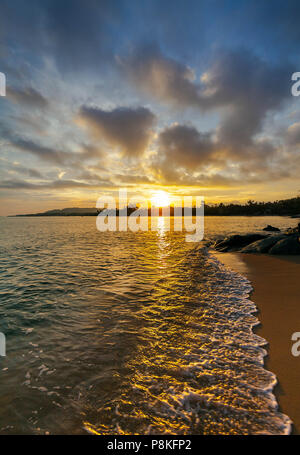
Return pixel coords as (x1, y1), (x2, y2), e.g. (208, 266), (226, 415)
(0, 215), (297, 435)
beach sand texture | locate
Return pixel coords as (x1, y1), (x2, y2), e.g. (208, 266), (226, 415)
(216, 252), (300, 434)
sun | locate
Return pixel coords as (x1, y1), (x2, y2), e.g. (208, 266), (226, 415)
(150, 190), (170, 207)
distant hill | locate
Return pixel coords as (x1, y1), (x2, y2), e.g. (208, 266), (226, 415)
(14, 207), (99, 216)
(11, 196), (300, 217)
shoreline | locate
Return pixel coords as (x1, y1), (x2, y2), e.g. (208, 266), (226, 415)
(215, 252), (300, 434)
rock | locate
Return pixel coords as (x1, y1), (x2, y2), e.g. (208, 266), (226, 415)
(214, 233), (267, 252)
(262, 225), (280, 232)
(269, 235), (300, 255)
(241, 234), (286, 253)
(284, 227), (299, 235)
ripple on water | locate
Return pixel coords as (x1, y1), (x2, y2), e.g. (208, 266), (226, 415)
(0, 216), (293, 434)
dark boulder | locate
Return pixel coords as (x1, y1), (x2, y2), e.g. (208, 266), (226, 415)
(284, 226), (299, 235)
(262, 225), (280, 232)
(214, 233), (267, 252)
(241, 234), (286, 253)
(269, 235), (300, 255)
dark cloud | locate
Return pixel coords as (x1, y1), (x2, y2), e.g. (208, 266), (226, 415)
(119, 45), (203, 108)
(9, 138), (74, 165)
(6, 87), (49, 108)
(80, 144), (104, 160)
(122, 47), (293, 153)
(0, 179), (38, 190)
(4, 162), (44, 179)
(0, 178), (111, 190)
(205, 50), (293, 149)
(121, 46), (295, 185)
(148, 124), (217, 185)
(151, 121), (287, 187)
(22, 167), (43, 178)
(5, 135), (102, 167)
(158, 124), (216, 169)
(78, 106), (156, 157)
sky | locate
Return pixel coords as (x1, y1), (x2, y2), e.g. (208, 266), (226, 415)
(1, 0), (300, 215)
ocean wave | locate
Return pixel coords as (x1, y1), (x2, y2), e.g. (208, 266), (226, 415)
(0, 217), (293, 434)
(82, 250), (292, 435)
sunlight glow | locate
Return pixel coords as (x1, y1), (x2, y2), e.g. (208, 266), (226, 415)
(150, 190), (171, 207)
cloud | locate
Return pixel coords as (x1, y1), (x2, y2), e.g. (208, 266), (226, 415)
(5, 134), (103, 167)
(2, 2), (299, 207)
(113, 173), (152, 184)
(286, 122), (300, 146)
(0, 179), (38, 190)
(122, 47), (293, 155)
(2, 0), (123, 74)
(78, 106), (156, 157)
(0, 178), (111, 190)
(157, 124), (216, 169)
(205, 50), (293, 149)
(0, 157), (44, 178)
(8, 164), (43, 179)
(6, 86), (49, 108)
(149, 120), (290, 188)
(119, 45), (202, 108)
(9, 137), (74, 165)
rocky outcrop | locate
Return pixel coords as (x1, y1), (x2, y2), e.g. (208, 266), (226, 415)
(269, 236), (300, 255)
(284, 226), (299, 235)
(214, 226), (300, 255)
(240, 234), (286, 253)
(262, 225), (280, 232)
(214, 234), (268, 252)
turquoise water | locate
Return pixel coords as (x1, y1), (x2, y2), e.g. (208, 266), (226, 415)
(0, 216), (296, 434)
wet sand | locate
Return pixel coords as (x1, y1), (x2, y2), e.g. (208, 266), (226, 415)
(215, 252), (300, 434)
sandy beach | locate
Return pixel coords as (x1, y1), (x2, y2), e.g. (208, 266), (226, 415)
(215, 252), (300, 434)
